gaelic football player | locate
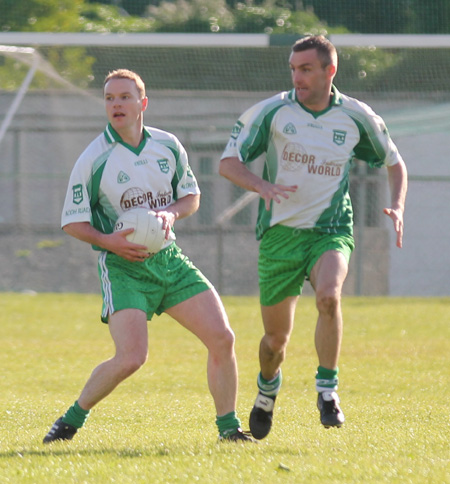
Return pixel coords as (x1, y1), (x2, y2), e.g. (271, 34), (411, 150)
(220, 35), (407, 439)
(44, 69), (254, 443)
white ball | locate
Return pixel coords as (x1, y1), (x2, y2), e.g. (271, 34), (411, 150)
(114, 208), (166, 254)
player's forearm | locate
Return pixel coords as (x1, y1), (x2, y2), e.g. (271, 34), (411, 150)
(164, 193), (200, 221)
(387, 159), (408, 211)
(63, 222), (111, 250)
(219, 157), (263, 193)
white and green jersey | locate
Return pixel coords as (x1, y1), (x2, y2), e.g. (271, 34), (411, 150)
(61, 123), (199, 250)
(221, 86), (403, 240)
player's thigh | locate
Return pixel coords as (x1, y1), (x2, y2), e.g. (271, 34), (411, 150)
(165, 288), (234, 349)
(261, 296), (298, 344)
(309, 250), (349, 296)
(308, 232), (354, 295)
(108, 308), (149, 360)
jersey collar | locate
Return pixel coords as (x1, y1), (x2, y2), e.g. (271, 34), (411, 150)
(289, 85), (343, 117)
(104, 124), (152, 154)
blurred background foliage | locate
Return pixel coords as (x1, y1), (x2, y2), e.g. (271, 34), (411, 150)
(1, 0), (449, 92)
(2, 0), (450, 34)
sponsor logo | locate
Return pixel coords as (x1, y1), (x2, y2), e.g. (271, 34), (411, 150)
(120, 187), (172, 211)
(181, 182), (197, 189)
(65, 207), (91, 216)
(281, 143), (342, 177)
(72, 184), (83, 205)
(307, 162), (341, 177)
(157, 158), (169, 174)
(307, 122), (323, 129)
(134, 159), (149, 166)
(281, 142), (315, 171)
(117, 171), (130, 184)
(333, 129), (347, 146)
(283, 122), (297, 135)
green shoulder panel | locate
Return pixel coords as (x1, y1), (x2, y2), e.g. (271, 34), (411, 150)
(341, 106), (387, 168)
(155, 138), (182, 201)
(86, 148), (116, 244)
(240, 100), (287, 164)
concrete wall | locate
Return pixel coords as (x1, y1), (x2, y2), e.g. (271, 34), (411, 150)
(1, 90), (448, 296)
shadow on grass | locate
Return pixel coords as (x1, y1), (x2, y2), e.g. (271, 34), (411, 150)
(0, 446), (177, 459)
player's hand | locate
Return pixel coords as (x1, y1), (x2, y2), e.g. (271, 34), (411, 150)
(153, 210), (175, 239)
(258, 180), (298, 211)
(107, 229), (150, 262)
(383, 207), (404, 248)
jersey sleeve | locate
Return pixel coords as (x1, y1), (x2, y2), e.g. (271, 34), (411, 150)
(221, 94), (285, 164)
(169, 136), (201, 200)
(61, 150), (94, 229)
(347, 100), (404, 168)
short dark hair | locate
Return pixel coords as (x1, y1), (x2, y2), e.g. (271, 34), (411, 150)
(291, 35), (337, 68)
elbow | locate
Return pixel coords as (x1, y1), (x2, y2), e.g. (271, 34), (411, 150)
(219, 157), (235, 179)
(218, 159), (227, 178)
(187, 194), (200, 216)
(193, 194), (200, 213)
(62, 223), (73, 235)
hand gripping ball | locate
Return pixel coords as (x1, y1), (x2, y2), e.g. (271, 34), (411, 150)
(114, 208), (166, 254)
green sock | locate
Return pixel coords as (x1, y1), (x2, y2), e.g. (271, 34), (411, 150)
(61, 401), (90, 429)
(216, 411), (241, 438)
(315, 366), (339, 392)
(257, 370), (282, 397)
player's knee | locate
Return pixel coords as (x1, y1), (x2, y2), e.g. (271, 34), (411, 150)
(117, 351), (148, 377)
(219, 326), (236, 349)
(264, 332), (290, 355)
(209, 325), (235, 356)
(316, 290), (341, 317)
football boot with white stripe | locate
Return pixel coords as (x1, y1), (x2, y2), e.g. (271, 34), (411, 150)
(249, 392), (276, 440)
(43, 417), (77, 443)
(317, 391), (345, 428)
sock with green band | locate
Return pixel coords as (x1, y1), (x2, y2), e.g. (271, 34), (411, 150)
(61, 400), (90, 429)
(315, 366), (339, 393)
(257, 370), (282, 397)
(216, 411), (241, 438)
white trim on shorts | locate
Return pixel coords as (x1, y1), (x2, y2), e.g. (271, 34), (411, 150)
(98, 251), (114, 320)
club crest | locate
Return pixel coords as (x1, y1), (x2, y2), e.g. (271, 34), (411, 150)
(333, 130), (347, 146)
(157, 158), (170, 173)
(72, 184), (83, 205)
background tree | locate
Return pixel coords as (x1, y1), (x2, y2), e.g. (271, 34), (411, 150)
(303, 0), (412, 34)
(1, 0), (83, 32)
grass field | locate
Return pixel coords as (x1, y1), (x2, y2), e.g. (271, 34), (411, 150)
(1, 293), (449, 483)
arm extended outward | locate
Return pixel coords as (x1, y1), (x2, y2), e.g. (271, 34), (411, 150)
(384, 159), (408, 248)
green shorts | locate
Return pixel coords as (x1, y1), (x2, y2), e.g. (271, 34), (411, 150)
(258, 225), (354, 306)
(98, 243), (212, 323)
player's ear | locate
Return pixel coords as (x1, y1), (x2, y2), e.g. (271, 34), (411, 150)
(141, 96), (149, 112)
(327, 63), (337, 79)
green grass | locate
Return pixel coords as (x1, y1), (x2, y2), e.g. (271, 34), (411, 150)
(1, 293), (449, 483)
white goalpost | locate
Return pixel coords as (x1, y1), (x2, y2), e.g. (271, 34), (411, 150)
(0, 47), (38, 147)
(0, 44), (102, 149)
(2, 32), (450, 48)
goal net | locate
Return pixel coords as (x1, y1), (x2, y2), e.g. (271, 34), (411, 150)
(0, 33), (449, 296)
